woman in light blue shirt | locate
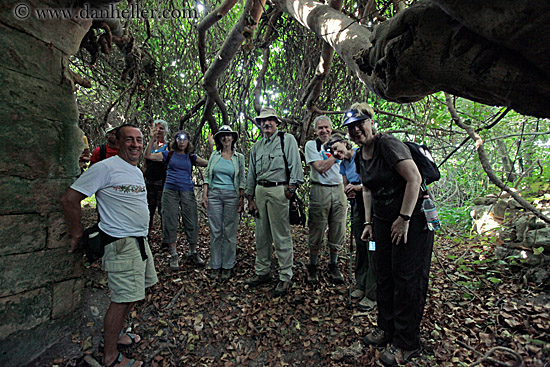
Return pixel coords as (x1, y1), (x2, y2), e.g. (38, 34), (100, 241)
(202, 126), (245, 281)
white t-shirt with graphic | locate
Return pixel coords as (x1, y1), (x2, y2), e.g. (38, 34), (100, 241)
(305, 140), (343, 185)
(72, 155), (149, 238)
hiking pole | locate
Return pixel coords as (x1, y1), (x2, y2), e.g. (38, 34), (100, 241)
(347, 219), (355, 309)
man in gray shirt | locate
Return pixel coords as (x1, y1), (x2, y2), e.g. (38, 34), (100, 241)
(245, 107), (304, 297)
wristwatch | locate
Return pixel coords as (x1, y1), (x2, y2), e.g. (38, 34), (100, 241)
(399, 213), (411, 221)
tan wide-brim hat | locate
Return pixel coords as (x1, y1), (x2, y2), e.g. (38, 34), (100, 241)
(214, 125), (239, 145)
(254, 107), (282, 125)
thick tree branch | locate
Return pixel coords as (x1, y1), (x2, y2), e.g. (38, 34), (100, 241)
(298, 0), (342, 145)
(275, 0), (550, 118)
(197, 0), (240, 73)
(203, 0), (267, 125)
(253, 10), (282, 113)
(445, 93), (550, 225)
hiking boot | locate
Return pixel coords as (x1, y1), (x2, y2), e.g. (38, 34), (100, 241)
(358, 297), (377, 311)
(169, 256), (179, 271)
(351, 289), (365, 299)
(189, 253), (205, 267)
(327, 264), (345, 284)
(363, 328), (390, 347)
(380, 344), (420, 366)
(273, 280), (291, 297)
(220, 268), (232, 281)
(244, 273), (272, 287)
(306, 264), (318, 284)
(208, 268), (220, 280)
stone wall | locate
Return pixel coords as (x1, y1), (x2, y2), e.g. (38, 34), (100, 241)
(0, 1), (91, 366)
(471, 192), (550, 286)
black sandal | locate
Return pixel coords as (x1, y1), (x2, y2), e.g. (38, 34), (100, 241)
(99, 332), (141, 350)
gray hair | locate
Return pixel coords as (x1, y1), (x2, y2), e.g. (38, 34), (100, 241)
(313, 115), (332, 129)
(153, 119), (169, 136)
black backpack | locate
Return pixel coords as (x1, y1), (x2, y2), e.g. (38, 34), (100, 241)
(278, 132), (307, 226)
(354, 139), (441, 186)
(99, 144), (106, 161)
(403, 141), (440, 185)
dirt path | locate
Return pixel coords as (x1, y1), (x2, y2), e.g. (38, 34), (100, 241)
(28, 211), (550, 366)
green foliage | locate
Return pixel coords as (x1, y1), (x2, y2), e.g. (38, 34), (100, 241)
(82, 194), (96, 208)
(70, 0), (550, 233)
(437, 205), (472, 231)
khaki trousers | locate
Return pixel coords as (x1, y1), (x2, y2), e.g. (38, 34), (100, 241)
(254, 185), (293, 282)
(308, 183), (347, 256)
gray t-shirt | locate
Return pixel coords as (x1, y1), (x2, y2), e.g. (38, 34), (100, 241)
(72, 155), (149, 237)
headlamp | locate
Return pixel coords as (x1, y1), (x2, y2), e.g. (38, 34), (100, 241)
(176, 133), (187, 141)
(342, 108), (371, 127)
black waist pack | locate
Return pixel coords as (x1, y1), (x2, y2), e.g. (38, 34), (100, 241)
(83, 224), (118, 263)
(289, 194), (307, 227)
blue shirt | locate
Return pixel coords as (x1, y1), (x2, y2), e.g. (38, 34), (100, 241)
(162, 151), (197, 191)
(340, 148), (361, 184)
(211, 157), (235, 191)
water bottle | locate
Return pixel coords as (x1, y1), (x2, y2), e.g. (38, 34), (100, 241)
(422, 194), (441, 231)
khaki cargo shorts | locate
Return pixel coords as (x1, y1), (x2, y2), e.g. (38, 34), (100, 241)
(102, 237), (158, 303)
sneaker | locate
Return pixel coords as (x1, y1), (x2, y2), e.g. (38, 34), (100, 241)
(380, 344), (420, 366)
(220, 268), (232, 281)
(244, 273), (272, 287)
(363, 328), (390, 347)
(169, 256), (179, 271)
(208, 268), (220, 280)
(306, 264), (318, 284)
(273, 280), (291, 297)
(189, 253), (205, 267)
(351, 289), (365, 299)
(327, 264), (345, 284)
(358, 297), (377, 311)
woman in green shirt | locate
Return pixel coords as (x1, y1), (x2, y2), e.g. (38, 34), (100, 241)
(202, 126), (246, 281)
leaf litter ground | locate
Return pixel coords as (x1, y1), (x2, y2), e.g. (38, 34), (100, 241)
(43, 210), (549, 367)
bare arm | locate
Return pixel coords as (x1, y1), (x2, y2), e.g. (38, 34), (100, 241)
(195, 155), (208, 167)
(361, 187), (373, 241)
(144, 132), (164, 161)
(60, 188), (87, 253)
(310, 155), (336, 175)
(202, 183), (209, 209)
(391, 159), (422, 244)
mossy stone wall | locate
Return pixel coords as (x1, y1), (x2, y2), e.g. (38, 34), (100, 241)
(0, 1), (91, 366)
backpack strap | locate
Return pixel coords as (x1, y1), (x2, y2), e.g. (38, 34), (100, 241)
(315, 138), (322, 152)
(278, 131), (290, 183)
(99, 144), (106, 161)
(354, 147), (362, 175)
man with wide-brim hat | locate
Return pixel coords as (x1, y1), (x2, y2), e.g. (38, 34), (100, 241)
(254, 107), (282, 126)
(245, 107), (304, 297)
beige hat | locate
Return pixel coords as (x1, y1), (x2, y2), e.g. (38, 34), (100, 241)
(105, 126), (116, 135)
(254, 107), (282, 125)
(214, 125), (239, 145)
